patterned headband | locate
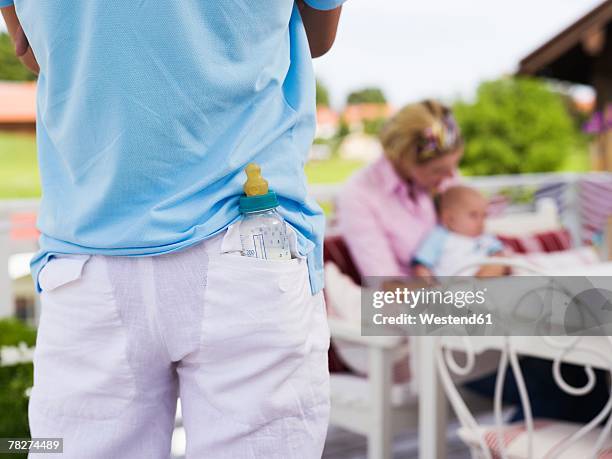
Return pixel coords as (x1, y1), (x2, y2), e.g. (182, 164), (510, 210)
(415, 113), (462, 162)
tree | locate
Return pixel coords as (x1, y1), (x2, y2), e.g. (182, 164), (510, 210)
(316, 79), (330, 107)
(453, 77), (586, 175)
(347, 87), (386, 105)
(0, 33), (36, 81)
(362, 117), (386, 136)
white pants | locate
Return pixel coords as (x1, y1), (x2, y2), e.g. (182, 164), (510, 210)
(29, 231), (330, 459)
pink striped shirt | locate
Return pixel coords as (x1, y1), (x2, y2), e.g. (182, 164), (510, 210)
(336, 156), (439, 279)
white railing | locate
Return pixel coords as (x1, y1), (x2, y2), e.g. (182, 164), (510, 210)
(309, 171), (612, 247)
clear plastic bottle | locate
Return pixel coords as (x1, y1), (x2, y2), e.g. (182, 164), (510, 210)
(238, 163), (291, 261)
(239, 208), (291, 260)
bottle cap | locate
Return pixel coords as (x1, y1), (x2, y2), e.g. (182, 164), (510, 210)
(239, 163), (279, 213)
(239, 191), (279, 213)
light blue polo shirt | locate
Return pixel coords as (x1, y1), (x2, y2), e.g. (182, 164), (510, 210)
(0, 0), (345, 294)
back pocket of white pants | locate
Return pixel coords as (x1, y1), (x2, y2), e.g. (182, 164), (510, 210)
(32, 256), (136, 420)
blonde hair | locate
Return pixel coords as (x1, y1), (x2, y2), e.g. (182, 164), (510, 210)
(379, 99), (462, 165)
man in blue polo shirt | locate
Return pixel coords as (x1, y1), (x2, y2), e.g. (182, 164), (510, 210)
(1, 1), (344, 457)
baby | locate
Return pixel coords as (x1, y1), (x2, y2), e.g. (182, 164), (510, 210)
(413, 185), (508, 278)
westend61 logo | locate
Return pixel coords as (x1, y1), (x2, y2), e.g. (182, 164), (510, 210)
(361, 276), (612, 337)
(372, 286), (487, 309)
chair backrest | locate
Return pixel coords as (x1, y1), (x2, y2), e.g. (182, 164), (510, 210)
(323, 235), (361, 286)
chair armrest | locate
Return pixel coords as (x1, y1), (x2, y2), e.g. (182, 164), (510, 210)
(328, 317), (404, 349)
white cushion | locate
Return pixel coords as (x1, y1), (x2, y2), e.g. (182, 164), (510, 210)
(324, 261), (362, 324)
(458, 420), (612, 458)
(514, 246), (600, 274)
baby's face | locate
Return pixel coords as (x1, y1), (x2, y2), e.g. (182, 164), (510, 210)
(442, 192), (487, 237)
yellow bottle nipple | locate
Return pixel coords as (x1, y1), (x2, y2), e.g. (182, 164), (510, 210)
(243, 163), (269, 197)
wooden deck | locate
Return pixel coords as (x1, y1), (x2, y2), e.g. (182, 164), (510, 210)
(170, 416), (478, 459)
(321, 424), (472, 459)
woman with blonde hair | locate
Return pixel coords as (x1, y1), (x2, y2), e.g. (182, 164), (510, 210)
(336, 99), (462, 280)
(327, 100), (462, 382)
(331, 100), (610, 420)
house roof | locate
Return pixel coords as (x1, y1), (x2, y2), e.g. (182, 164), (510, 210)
(342, 103), (394, 124)
(316, 106), (339, 126)
(0, 81), (37, 123)
(518, 0), (612, 85)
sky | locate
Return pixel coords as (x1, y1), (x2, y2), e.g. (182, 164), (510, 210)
(1, 0), (603, 107)
(313, 0), (603, 108)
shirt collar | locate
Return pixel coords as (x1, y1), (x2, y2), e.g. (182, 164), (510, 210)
(376, 156), (417, 199)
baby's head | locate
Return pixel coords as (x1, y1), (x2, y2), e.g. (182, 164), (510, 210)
(438, 185), (487, 237)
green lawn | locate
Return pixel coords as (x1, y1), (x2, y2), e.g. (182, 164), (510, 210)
(0, 132), (40, 198)
(0, 129), (591, 201)
(304, 156), (365, 184)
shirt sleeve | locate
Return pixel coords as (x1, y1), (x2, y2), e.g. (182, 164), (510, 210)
(413, 226), (448, 268)
(336, 186), (406, 279)
(0, 0), (15, 7)
(303, 0), (346, 10)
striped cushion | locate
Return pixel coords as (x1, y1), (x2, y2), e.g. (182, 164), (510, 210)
(497, 228), (572, 254)
(459, 421), (612, 459)
(580, 178), (612, 245)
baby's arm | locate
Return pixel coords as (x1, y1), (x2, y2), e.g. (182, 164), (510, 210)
(412, 227), (446, 281)
(475, 263), (509, 277)
(413, 263), (434, 283)
(476, 235), (511, 276)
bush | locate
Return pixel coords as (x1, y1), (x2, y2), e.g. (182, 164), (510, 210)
(0, 319), (36, 459)
(454, 77), (588, 176)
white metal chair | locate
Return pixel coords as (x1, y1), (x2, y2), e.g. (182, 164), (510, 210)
(435, 259), (612, 458)
(437, 334), (612, 459)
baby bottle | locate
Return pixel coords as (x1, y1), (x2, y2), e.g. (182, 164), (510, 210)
(239, 163), (291, 260)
